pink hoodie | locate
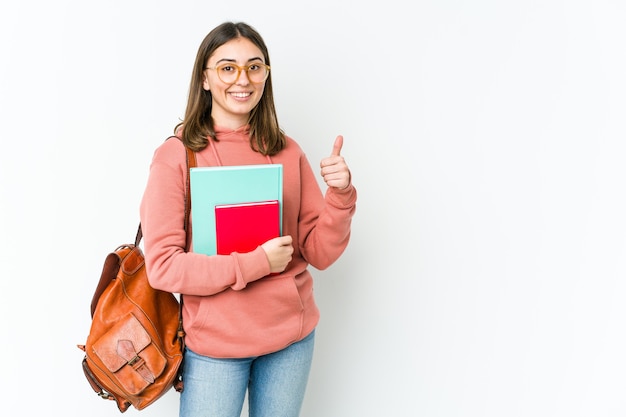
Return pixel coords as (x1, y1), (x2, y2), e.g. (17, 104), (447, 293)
(140, 126), (357, 358)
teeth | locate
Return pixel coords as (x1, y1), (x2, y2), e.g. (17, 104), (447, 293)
(232, 92), (250, 98)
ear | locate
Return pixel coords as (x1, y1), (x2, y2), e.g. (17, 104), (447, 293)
(202, 74), (210, 91)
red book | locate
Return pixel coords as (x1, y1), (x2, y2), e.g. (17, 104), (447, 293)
(214, 200), (280, 255)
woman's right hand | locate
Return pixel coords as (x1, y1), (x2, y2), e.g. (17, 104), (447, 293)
(261, 235), (294, 273)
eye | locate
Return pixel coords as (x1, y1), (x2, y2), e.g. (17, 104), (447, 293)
(248, 64), (261, 72)
(219, 64), (237, 73)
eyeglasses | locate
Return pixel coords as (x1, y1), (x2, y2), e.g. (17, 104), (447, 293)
(205, 62), (271, 84)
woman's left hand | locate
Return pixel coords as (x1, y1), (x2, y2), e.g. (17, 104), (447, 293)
(320, 135), (351, 190)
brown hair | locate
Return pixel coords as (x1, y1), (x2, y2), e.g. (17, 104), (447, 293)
(176, 22), (285, 155)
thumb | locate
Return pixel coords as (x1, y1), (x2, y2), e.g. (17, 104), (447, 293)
(331, 135), (343, 157)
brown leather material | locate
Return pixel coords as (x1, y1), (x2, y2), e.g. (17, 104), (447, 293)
(80, 244), (183, 411)
(79, 138), (196, 412)
(90, 253), (120, 318)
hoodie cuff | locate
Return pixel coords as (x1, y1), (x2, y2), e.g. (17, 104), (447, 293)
(230, 247), (272, 290)
(326, 183), (357, 208)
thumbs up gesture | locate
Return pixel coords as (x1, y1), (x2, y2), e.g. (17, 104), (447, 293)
(320, 135), (351, 190)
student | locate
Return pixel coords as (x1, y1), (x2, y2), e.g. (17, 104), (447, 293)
(140, 21), (357, 417)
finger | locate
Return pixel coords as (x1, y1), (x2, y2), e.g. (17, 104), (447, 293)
(279, 235), (293, 245)
(331, 135), (343, 157)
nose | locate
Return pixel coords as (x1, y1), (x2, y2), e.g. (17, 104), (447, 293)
(234, 68), (251, 85)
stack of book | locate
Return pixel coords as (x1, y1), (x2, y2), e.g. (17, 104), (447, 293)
(190, 164), (283, 256)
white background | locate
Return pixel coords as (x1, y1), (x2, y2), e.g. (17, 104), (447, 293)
(1, 1), (626, 416)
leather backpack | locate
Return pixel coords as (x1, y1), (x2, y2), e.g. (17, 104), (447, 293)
(77, 140), (196, 412)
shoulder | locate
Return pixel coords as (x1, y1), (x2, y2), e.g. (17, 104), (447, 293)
(151, 135), (187, 167)
(274, 134), (314, 171)
(282, 135), (305, 156)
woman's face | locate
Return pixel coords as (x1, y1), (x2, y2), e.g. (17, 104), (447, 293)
(203, 37), (267, 129)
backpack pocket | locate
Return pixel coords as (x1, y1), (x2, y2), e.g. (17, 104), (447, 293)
(92, 313), (167, 395)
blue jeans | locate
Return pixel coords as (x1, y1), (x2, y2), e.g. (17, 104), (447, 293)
(180, 330), (315, 417)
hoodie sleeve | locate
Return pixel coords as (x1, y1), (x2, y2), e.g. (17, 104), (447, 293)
(139, 139), (272, 295)
(296, 151), (357, 270)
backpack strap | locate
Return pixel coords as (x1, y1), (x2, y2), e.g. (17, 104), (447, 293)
(178, 138), (196, 393)
(184, 144), (197, 249)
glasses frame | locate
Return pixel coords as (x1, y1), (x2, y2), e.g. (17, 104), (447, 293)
(205, 62), (271, 85)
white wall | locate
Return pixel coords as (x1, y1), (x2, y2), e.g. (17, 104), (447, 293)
(2, 1), (626, 416)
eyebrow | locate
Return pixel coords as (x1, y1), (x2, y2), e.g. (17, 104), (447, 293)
(215, 56), (264, 65)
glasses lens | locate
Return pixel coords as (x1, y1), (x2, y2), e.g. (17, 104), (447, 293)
(247, 64), (269, 83)
(216, 64), (238, 84)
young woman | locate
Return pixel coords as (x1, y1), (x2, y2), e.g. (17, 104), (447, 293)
(140, 21), (357, 417)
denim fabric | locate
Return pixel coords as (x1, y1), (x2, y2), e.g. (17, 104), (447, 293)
(180, 330), (315, 417)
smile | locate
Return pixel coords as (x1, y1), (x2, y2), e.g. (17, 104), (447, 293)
(230, 92), (252, 98)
